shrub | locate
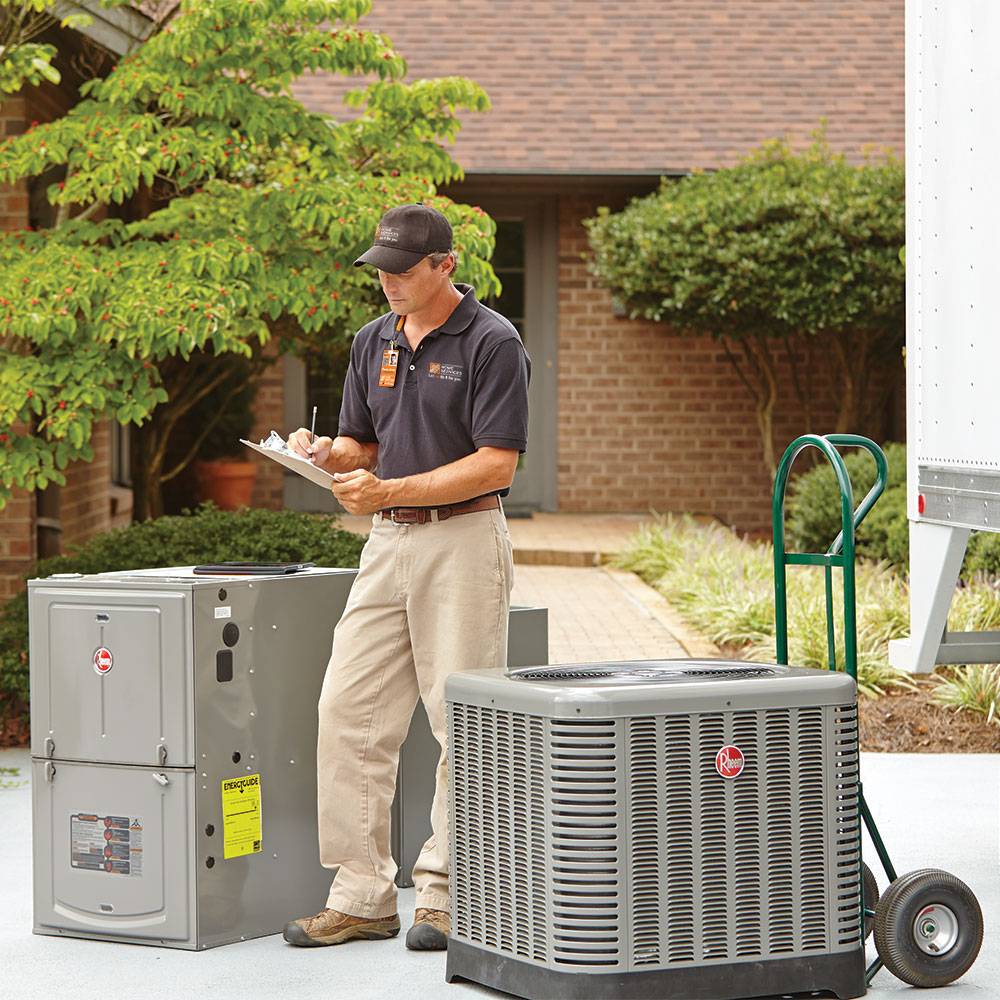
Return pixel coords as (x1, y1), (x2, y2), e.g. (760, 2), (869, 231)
(0, 503), (365, 727)
(929, 664), (1000, 724)
(962, 533), (1000, 579)
(585, 132), (904, 478)
(617, 512), (1000, 715)
(785, 440), (1000, 578)
(785, 441), (907, 563)
(615, 514), (913, 699)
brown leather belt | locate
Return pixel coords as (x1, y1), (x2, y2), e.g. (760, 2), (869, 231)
(379, 495), (500, 524)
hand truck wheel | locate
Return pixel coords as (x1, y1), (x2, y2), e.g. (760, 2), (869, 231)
(872, 868), (983, 987)
(862, 861), (879, 941)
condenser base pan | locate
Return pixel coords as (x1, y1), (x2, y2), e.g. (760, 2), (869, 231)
(446, 939), (867, 1000)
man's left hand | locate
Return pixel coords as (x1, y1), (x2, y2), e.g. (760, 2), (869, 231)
(331, 469), (386, 515)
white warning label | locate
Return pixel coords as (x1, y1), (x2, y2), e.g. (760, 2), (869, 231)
(71, 813), (143, 877)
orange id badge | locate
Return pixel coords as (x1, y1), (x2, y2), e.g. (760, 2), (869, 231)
(379, 349), (399, 387)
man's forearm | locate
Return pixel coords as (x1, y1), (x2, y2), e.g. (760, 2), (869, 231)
(373, 447), (519, 508)
(320, 436), (378, 475)
(330, 446), (519, 516)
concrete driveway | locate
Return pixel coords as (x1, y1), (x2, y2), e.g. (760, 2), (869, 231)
(2, 514), (996, 999)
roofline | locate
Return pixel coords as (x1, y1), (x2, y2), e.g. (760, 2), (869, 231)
(441, 170), (690, 199)
(51, 0), (156, 56)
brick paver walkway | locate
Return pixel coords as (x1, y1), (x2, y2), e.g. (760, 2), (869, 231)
(339, 511), (717, 666)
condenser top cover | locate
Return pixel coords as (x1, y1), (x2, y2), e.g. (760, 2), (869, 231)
(447, 658), (856, 717)
(508, 659), (780, 683)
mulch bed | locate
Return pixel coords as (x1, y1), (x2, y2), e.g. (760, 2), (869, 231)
(859, 678), (1000, 753)
(0, 711), (28, 749)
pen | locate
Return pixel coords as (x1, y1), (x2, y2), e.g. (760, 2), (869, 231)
(309, 405), (317, 445)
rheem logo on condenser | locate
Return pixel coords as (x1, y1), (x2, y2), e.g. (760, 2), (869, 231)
(715, 745), (745, 778)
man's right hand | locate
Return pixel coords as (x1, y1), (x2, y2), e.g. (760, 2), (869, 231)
(288, 428), (333, 467)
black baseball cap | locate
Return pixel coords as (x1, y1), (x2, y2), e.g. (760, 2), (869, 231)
(353, 204), (454, 273)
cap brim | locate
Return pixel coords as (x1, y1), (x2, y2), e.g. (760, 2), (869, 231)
(353, 245), (428, 273)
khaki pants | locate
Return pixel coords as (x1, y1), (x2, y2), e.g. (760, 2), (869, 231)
(317, 506), (514, 918)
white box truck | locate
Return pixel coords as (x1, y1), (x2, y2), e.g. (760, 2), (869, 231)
(889, 0), (1000, 673)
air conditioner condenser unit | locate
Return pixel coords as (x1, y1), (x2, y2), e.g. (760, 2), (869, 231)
(445, 659), (866, 1000)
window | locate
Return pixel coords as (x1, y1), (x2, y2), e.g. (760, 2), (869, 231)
(486, 219), (526, 337)
(109, 422), (132, 486)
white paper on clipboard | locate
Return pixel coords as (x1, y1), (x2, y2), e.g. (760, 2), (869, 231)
(241, 438), (335, 490)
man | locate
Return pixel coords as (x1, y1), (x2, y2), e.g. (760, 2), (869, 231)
(283, 204), (530, 951)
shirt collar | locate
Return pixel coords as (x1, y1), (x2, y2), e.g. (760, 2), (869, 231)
(379, 284), (479, 341)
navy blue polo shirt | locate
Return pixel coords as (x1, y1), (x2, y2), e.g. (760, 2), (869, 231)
(338, 284), (530, 495)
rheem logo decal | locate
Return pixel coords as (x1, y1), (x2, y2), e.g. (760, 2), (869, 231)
(715, 745), (745, 778)
(93, 646), (114, 676)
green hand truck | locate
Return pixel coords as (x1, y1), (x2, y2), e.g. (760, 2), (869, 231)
(772, 433), (983, 989)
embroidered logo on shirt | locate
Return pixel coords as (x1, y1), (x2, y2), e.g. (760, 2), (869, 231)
(428, 362), (463, 382)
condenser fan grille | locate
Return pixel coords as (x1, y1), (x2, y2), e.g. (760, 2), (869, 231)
(515, 668), (618, 680)
(509, 663), (777, 682)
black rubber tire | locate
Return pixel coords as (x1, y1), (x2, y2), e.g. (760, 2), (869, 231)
(873, 868), (983, 987)
(862, 861), (879, 941)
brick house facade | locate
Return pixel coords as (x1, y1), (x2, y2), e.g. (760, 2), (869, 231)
(292, 0), (906, 529)
(0, 1), (905, 602)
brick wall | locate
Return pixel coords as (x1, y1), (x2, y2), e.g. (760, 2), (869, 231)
(0, 422), (114, 601)
(556, 194), (896, 533)
(0, 488), (35, 602)
(59, 422), (112, 550)
(0, 97), (35, 600)
(249, 349), (286, 510)
(0, 96), (28, 227)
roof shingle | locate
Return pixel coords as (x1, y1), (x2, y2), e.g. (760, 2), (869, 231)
(293, 0), (904, 174)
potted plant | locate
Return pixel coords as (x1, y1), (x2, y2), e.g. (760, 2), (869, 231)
(189, 356), (262, 510)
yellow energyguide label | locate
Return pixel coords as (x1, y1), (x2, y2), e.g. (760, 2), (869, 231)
(221, 774), (262, 859)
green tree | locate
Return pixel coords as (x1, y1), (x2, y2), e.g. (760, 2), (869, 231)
(1, 0), (97, 97)
(585, 132), (904, 476)
(0, 0), (498, 516)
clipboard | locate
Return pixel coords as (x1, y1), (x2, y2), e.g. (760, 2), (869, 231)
(241, 438), (335, 489)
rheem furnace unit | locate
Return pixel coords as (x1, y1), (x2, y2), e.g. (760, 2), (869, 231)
(29, 565), (356, 950)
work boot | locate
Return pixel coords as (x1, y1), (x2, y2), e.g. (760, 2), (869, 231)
(283, 907), (400, 947)
(405, 907), (450, 950)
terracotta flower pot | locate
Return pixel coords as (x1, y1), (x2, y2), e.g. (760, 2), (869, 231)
(193, 459), (258, 511)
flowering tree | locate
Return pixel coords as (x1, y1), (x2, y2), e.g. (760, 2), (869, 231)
(0, 0), (497, 515)
(586, 133), (904, 476)
(0, 0), (97, 96)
